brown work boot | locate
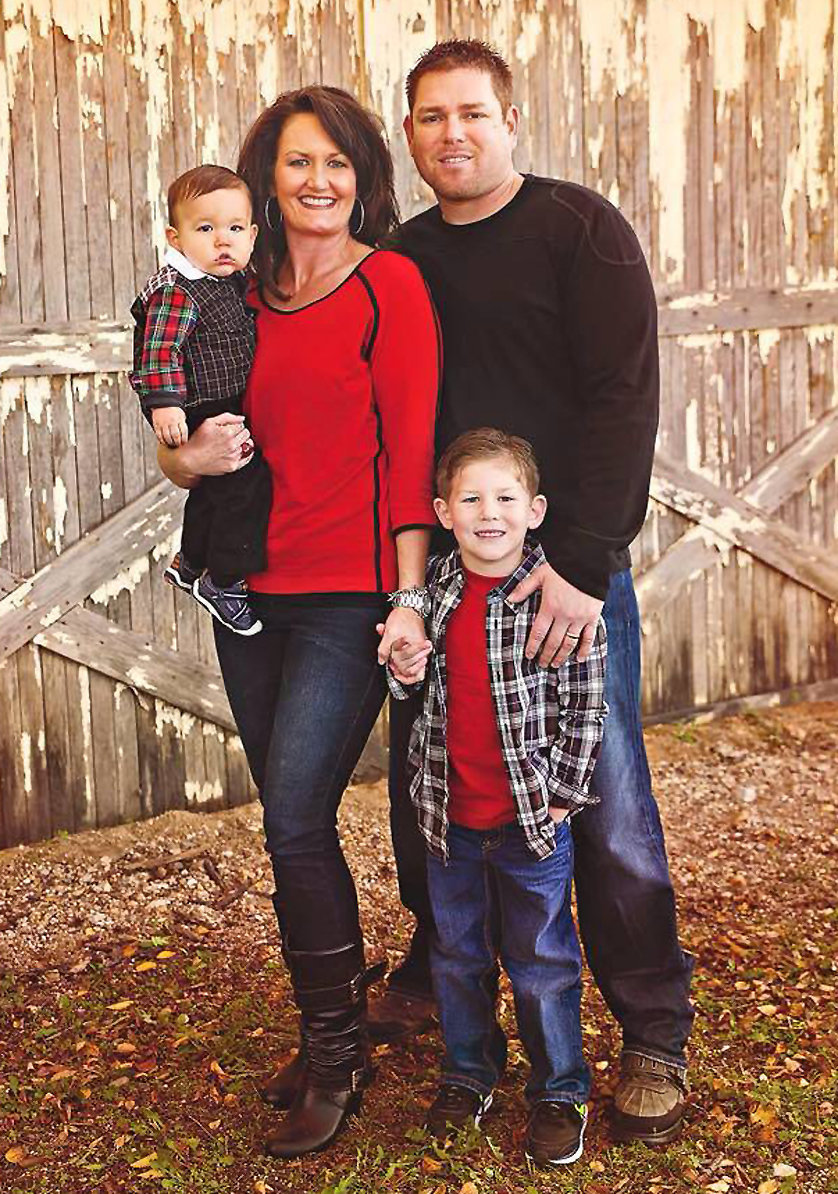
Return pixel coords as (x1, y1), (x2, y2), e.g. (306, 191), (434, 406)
(367, 988), (436, 1044)
(612, 1053), (687, 1145)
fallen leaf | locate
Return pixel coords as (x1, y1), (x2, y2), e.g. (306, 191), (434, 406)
(5, 1146), (25, 1164)
(156, 950), (176, 959)
(750, 1106), (778, 1126)
(758, 1182), (779, 1194)
(707, 1182), (730, 1193)
(459, 1184), (479, 1194)
(773, 1163), (797, 1178)
(116, 1042), (136, 1054)
(590, 1160), (606, 1173)
(208, 1119), (221, 1130)
(107, 1000), (133, 1011)
(136, 961), (157, 973)
(421, 1156), (443, 1174)
(758, 1004), (778, 1017)
(130, 1152), (158, 1169)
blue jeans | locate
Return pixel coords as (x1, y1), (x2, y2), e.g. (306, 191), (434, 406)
(427, 819), (589, 1104)
(389, 570), (693, 1067)
(575, 570), (694, 1066)
(214, 599), (387, 952)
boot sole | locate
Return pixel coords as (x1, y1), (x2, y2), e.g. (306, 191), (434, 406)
(192, 579), (263, 636)
(611, 1113), (683, 1146)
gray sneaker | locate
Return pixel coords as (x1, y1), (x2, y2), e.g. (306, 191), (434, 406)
(193, 575), (263, 636)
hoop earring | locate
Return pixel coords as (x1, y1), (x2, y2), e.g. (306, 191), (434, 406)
(264, 195), (282, 231)
(350, 196), (365, 236)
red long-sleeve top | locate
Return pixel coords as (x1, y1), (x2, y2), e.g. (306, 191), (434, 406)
(244, 250), (440, 596)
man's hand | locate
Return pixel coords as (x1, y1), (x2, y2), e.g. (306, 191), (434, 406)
(376, 608), (432, 684)
(158, 413), (254, 489)
(151, 406), (188, 448)
(508, 562), (603, 668)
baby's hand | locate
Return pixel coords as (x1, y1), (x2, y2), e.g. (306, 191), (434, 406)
(152, 406), (189, 448)
(376, 623), (432, 685)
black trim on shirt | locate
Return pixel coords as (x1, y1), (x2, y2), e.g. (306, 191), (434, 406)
(356, 268), (380, 360)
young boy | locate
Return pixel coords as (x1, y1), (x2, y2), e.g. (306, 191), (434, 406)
(385, 428), (607, 1167)
(129, 165), (271, 636)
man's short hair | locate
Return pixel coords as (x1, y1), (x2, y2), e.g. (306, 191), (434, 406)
(406, 39), (514, 113)
(167, 165), (252, 226)
(436, 428), (540, 501)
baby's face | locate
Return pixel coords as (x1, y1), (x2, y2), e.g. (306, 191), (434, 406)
(167, 187), (257, 277)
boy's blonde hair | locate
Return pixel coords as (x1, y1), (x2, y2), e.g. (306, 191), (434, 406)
(435, 428), (540, 500)
(167, 165), (251, 226)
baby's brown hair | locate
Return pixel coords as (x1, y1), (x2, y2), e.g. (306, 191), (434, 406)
(167, 165), (251, 226)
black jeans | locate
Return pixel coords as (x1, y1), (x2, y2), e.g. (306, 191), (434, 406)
(214, 598), (387, 952)
(388, 570), (694, 1066)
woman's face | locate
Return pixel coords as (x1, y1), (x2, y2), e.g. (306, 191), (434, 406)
(273, 112), (358, 238)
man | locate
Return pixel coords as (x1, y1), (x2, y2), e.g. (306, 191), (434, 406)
(370, 38), (694, 1146)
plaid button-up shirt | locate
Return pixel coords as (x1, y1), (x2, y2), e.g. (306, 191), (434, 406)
(129, 255), (255, 420)
(389, 542), (608, 862)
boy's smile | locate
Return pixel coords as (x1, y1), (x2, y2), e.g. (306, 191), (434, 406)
(434, 456), (546, 577)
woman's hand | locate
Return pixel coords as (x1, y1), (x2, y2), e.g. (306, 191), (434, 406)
(157, 413), (254, 489)
(376, 608), (432, 683)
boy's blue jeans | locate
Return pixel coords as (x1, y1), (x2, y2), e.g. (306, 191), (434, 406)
(389, 569), (694, 1068)
(427, 818), (589, 1104)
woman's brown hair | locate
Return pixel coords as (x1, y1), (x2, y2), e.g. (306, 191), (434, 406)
(237, 85), (399, 296)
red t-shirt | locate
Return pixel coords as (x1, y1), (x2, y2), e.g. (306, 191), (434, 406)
(446, 568), (516, 829)
(244, 250), (439, 595)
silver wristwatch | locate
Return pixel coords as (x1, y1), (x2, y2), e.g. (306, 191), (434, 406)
(387, 586), (431, 618)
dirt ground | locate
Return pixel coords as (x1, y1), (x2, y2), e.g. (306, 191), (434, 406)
(1, 702), (836, 1194)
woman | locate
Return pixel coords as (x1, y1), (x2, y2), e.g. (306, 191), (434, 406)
(159, 87), (438, 1158)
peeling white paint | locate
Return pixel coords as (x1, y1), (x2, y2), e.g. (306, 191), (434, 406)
(40, 604), (62, 627)
(185, 778), (223, 805)
(0, 378), (23, 430)
(155, 698), (196, 739)
(78, 665), (95, 822)
(126, 665), (155, 691)
(756, 328), (781, 363)
(52, 476), (68, 553)
(202, 722), (225, 741)
(20, 730), (32, 793)
(89, 554), (150, 604)
(100, 480), (112, 501)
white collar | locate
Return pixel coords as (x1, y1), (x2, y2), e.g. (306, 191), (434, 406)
(163, 245), (219, 281)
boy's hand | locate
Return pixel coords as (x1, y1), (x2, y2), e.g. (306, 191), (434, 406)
(376, 609), (432, 684)
(549, 807), (569, 823)
(152, 406), (189, 448)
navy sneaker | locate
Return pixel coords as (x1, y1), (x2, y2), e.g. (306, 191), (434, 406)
(193, 575), (263, 636)
(425, 1084), (493, 1140)
(525, 1101), (587, 1167)
(163, 552), (202, 592)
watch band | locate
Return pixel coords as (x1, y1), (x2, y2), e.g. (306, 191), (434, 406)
(387, 586), (431, 617)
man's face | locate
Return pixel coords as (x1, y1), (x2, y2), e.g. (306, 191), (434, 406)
(404, 68), (518, 204)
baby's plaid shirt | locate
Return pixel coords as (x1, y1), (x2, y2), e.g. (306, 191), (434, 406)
(388, 541), (608, 862)
(129, 254), (255, 419)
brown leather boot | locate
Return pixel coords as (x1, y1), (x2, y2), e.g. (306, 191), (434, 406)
(367, 987), (436, 1044)
(611, 1053), (687, 1144)
(259, 1044), (306, 1110)
(264, 945), (385, 1159)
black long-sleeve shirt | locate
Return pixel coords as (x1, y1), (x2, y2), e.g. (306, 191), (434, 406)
(397, 174), (659, 600)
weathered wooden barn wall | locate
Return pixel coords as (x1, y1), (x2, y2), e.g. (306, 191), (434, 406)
(0, 0), (837, 847)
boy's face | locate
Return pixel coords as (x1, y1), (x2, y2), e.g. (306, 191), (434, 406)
(434, 455), (546, 577)
(166, 187), (257, 277)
